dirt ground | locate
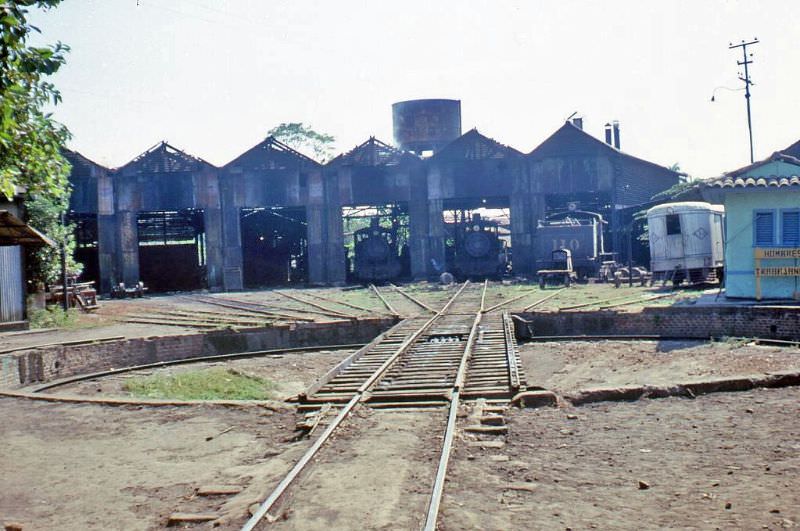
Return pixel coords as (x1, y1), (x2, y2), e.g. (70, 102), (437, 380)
(0, 398), (305, 531)
(265, 408), (445, 531)
(2, 282), (797, 531)
(50, 348), (356, 401)
(521, 340), (800, 392)
(442, 387), (800, 530)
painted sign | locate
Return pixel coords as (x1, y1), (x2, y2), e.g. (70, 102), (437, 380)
(754, 247), (800, 300)
(754, 248), (800, 259)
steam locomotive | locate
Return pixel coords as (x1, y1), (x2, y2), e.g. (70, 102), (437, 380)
(352, 218), (406, 282)
(450, 213), (508, 278)
(535, 210), (608, 279)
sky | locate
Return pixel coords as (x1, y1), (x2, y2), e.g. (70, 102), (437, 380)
(28, 0), (800, 177)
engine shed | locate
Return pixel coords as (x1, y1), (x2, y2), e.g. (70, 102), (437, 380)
(527, 120), (680, 262)
(64, 103), (680, 292)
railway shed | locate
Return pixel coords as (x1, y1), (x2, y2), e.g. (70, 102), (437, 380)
(62, 103), (682, 292)
(218, 136), (328, 289)
(426, 129), (528, 276)
(325, 137), (424, 282)
(527, 120), (681, 260)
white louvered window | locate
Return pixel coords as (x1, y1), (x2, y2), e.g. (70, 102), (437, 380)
(754, 211), (774, 246)
(782, 211), (800, 246)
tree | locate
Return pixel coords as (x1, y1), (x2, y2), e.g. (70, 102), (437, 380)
(267, 122), (335, 162)
(1, 1), (78, 284)
(24, 193), (81, 285)
(1, 0), (71, 200)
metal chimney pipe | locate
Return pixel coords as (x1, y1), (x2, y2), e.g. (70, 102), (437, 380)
(612, 121), (621, 149)
(604, 123), (613, 145)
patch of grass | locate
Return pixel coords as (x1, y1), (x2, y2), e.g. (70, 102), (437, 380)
(29, 307), (81, 329)
(710, 336), (752, 350)
(123, 368), (276, 401)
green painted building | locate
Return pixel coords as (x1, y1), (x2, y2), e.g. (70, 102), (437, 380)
(700, 153), (800, 300)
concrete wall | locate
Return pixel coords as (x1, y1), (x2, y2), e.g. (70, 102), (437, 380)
(518, 306), (800, 341)
(723, 189), (800, 299)
(2, 317), (395, 389)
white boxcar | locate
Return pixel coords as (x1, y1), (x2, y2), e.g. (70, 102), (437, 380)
(647, 202), (725, 284)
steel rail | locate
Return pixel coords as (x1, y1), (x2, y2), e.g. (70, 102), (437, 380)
(483, 288), (538, 313)
(597, 292), (674, 310)
(521, 288), (565, 311)
(301, 290), (392, 316)
(276, 291), (356, 319)
(390, 283), (437, 313)
(369, 283), (400, 317)
(558, 291), (654, 311)
(182, 294), (321, 321)
(240, 282), (472, 531)
(423, 280), (487, 531)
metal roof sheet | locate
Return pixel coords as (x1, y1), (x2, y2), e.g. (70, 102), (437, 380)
(0, 210), (55, 247)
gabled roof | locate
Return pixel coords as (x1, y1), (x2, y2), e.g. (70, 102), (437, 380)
(527, 122), (677, 174)
(64, 149), (106, 168)
(118, 141), (212, 174)
(326, 137), (418, 167)
(723, 151), (800, 178)
(64, 149), (108, 177)
(780, 138), (800, 160)
(223, 136), (320, 170)
(431, 128), (522, 161)
(698, 152), (800, 201)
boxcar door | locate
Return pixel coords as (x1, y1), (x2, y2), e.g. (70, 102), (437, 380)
(664, 213), (685, 260)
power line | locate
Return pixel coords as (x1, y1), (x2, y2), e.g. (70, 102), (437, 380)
(729, 38), (759, 163)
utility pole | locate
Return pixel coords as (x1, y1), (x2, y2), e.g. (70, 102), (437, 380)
(729, 38), (759, 163)
(60, 212), (69, 312)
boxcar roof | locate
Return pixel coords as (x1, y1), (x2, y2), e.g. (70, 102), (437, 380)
(647, 201), (724, 216)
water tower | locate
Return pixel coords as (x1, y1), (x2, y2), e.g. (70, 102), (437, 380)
(392, 99), (462, 155)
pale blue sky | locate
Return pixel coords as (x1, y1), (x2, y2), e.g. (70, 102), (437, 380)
(29, 0), (800, 177)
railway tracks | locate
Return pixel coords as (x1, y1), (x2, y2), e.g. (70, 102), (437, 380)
(242, 281), (526, 530)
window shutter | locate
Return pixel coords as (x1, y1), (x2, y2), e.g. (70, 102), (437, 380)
(754, 212), (774, 246)
(783, 211), (800, 246)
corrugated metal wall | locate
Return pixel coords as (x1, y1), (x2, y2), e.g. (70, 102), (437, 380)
(0, 245), (24, 322)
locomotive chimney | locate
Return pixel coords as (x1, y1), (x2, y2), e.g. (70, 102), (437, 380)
(604, 123), (613, 145)
(612, 120), (621, 149)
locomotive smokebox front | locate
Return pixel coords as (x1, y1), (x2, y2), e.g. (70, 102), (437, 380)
(392, 99), (462, 155)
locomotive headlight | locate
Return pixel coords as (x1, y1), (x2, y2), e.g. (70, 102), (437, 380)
(473, 225), (480, 231)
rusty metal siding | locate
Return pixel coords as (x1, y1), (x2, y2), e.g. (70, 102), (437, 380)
(0, 245), (24, 323)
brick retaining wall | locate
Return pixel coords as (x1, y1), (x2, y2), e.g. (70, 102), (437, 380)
(516, 305), (800, 341)
(1, 318), (395, 389)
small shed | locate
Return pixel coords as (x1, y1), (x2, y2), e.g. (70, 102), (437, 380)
(700, 153), (800, 300)
(0, 196), (55, 328)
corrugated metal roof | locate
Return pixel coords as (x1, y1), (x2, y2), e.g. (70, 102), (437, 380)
(0, 210), (55, 247)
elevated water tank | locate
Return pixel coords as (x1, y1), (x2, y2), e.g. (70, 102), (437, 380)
(392, 99), (462, 154)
